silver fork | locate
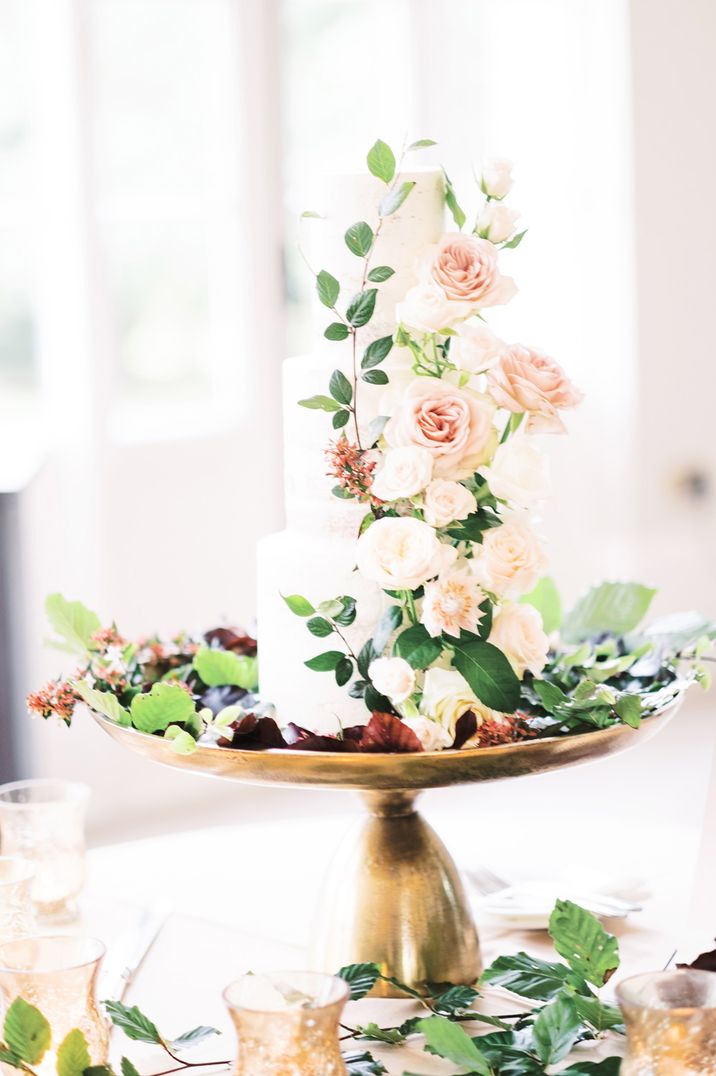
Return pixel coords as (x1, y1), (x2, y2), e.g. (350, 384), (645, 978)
(465, 866), (643, 915)
(466, 865), (509, 896)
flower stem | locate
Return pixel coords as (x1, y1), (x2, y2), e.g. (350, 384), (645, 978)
(403, 590), (419, 626)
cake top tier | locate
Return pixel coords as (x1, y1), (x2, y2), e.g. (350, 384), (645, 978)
(308, 166), (445, 350)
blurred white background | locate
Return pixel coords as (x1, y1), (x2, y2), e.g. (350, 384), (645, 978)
(1, 0), (714, 853)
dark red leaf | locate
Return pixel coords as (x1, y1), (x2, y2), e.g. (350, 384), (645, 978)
(452, 710), (477, 749)
(203, 627), (257, 656)
(358, 712), (423, 753)
(219, 714), (286, 750)
(677, 944), (716, 973)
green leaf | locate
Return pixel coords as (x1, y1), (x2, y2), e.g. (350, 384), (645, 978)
(532, 679), (567, 713)
(305, 650), (344, 672)
(615, 693), (642, 728)
(480, 952), (574, 1001)
(334, 596), (357, 626)
(365, 415), (389, 446)
(170, 1026), (221, 1051)
(355, 1023), (405, 1044)
(281, 593), (315, 616)
(298, 394), (342, 412)
(74, 682), (130, 726)
(104, 1001), (162, 1045)
(316, 270), (339, 308)
(549, 899), (620, 987)
(418, 1016), (490, 1074)
(366, 139), (395, 184)
(130, 682), (197, 735)
(345, 221), (373, 258)
(372, 604), (403, 654)
(430, 985), (479, 1015)
(393, 624), (443, 669)
(362, 336), (393, 369)
(300, 210), (322, 219)
(333, 409), (350, 430)
(560, 1059), (622, 1075)
(121, 1059), (141, 1076)
(442, 169), (466, 229)
(45, 594), (101, 656)
(367, 266), (394, 283)
(362, 369), (388, 386)
(193, 647), (258, 689)
(379, 180), (416, 217)
(407, 138), (437, 150)
(572, 994), (625, 1034)
(561, 582), (657, 643)
(56, 1030), (91, 1076)
(452, 638), (521, 712)
(4, 999), (51, 1066)
(164, 726), (199, 755)
(346, 289), (377, 328)
(337, 962), (381, 1000)
(533, 992), (581, 1066)
(343, 1050), (387, 1075)
(324, 321), (349, 341)
(502, 228), (527, 250)
(0, 1047), (22, 1069)
(335, 656), (353, 686)
(329, 369), (353, 405)
(307, 616), (333, 638)
(520, 576), (562, 634)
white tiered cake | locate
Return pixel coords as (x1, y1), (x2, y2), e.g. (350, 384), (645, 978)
(257, 168), (445, 732)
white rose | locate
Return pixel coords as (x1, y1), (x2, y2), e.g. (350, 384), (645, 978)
(396, 281), (472, 334)
(477, 201), (520, 244)
(479, 437), (551, 509)
(488, 603), (549, 679)
(449, 321), (508, 374)
(356, 516), (457, 591)
(423, 478), (476, 528)
(481, 157), (514, 199)
(402, 715), (453, 752)
(371, 446), (433, 502)
(472, 517), (548, 598)
(420, 667), (483, 739)
(368, 656), (416, 704)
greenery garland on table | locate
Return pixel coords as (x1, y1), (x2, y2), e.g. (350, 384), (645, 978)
(0, 898), (694, 1076)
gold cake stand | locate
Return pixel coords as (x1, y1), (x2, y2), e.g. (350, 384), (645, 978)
(93, 707), (676, 995)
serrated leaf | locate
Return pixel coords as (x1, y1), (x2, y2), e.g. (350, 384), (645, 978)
(333, 409), (350, 429)
(193, 647), (258, 690)
(572, 994), (625, 1034)
(418, 1016), (490, 1074)
(130, 682), (197, 735)
(362, 336), (393, 368)
(355, 1022), (405, 1044)
(4, 999), (51, 1065)
(74, 681), (130, 726)
(104, 1001), (161, 1045)
(367, 266), (394, 283)
(452, 638), (521, 712)
(298, 394), (342, 412)
(549, 900), (620, 986)
(379, 180), (416, 217)
(480, 952), (574, 1000)
(345, 221), (373, 258)
(407, 138), (437, 150)
(329, 369), (353, 405)
(337, 962), (381, 1000)
(520, 576), (562, 634)
(45, 594), (101, 656)
(393, 624), (442, 669)
(307, 616), (333, 638)
(366, 139), (395, 184)
(442, 169), (466, 229)
(533, 992), (581, 1065)
(281, 593), (315, 616)
(502, 228), (527, 250)
(430, 984), (479, 1015)
(362, 369), (388, 385)
(346, 289), (377, 328)
(316, 270), (339, 308)
(305, 650), (344, 672)
(170, 1026), (221, 1051)
(56, 1029), (91, 1076)
(562, 582), (657, 643)
(324, 321), (350, 341)
(343, 1050), (387, 1075)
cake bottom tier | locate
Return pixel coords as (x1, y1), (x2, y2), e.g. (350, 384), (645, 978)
(256, 529), (385, 734)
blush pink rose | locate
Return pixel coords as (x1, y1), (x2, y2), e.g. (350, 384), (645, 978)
(423, 234), (517, 309)
(487, 345), (583, 433)
(385, 377), (497, 479)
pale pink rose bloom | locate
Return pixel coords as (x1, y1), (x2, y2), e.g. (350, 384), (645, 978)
(477, 201), (520, 244)
(421, 566), (486, 639)
(449, 320), (508, 374)
(401, 715), (453, 752)
(487, 345), (583, 434)
(356, 516), (457, 591)
(481, 157), (514, 199)
(423, 479), (477, 528)
(385, 377), (497, 479)
(396, 281), (473, 334)
(488, 603), (549, 679)
(472, 517), (548, 599)
(368, 656), (415, 704)
(422, 234), (517, 309)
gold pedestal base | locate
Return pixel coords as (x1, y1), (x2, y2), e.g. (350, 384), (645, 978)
(309, 791), (480, 996)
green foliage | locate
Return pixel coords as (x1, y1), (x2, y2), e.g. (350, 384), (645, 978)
(379, 180), (416, 217)
(193, 648), (258, 690)
(104, 1002), (162, 1045)
(335, 656), (353, 686)
(452, 638), (521, 712)
(418, 1016), (490, 1074)
(532, 992), (580, 1065)
(45, 594), (101, 655)
(305, 650), (344, 672)
(362, 336), (393, 368)
(346, 289), (377, 327)
(164, 726), (198, 755)
(615, 693), (642, 728)
(298, 394), (342, 412)
(4, 999), (51, 1065)
(407, 138), (437, 150)
(56, 1029), (91, 1076)
(430, 985), (479, 1016)
(549, 899), (620, 987)
(442, 169), (466, 229)
(316, 270), (340, 308)
(324, 321), (350, 341)
(337, 962), (381, 1000)
(130, 683), (197, 736)
(572, 994), (625, 1034)
(343, 1050), (387, 1075)
(366, 139), (395, 184)
(367, 265), (394, 283)
(120, 1059), (141, 1076)
(562, 581), (656, 643)
(355, 1022), (405, 1044)
(74, 682), (130, 726)
(481, 952), (576, 1001)
(333, 409), (350, 429)
(362, 369), (388, 386)
(307, 616), (333, 638)
(393, 624), (443, 669)
(372, 604), (403, 655)
(169, 1026), (221, 1050)
(329, 369), (353, 405)
(561, 1058), (622, 1075)
(503, 228), (528, 249)
(281, 593), (315, 616)
(345, 222), (374, 257)
(520, 576), (562, 634)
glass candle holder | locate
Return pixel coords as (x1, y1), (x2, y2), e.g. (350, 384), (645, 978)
(0, 858), (35, 944)
(0, 936), (109, 1076)
(617, 969), (716, 1074)
(0, 781), (90, 923)
(223, 971), (349, 1076)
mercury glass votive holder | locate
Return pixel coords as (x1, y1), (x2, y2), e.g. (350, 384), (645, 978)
(617, 969), (716, 1074)
(0, 858), (35, 943)
(0, 780), (90, 923)
(223, 971), (349, 1076)
(0, 935), (109, 1076)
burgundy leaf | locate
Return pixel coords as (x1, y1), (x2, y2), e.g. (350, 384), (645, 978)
(219, 714), (286, 750)
(452, 710), (477, 750)
(203, 627), (257, 656)
(358, 712), (424, 753)
(677, 944), (716, 973)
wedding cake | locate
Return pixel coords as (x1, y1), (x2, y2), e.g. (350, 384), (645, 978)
(257, 167), (446, 732)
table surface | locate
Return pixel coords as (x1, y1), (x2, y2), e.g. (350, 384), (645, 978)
(82, 805), (713, 1073)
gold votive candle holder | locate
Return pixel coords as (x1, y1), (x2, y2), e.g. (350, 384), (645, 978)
(223, 971), (349, 1076)
(617, 969), (716, 1074)
(0, 858), (35, 944)
(0, 780), (90, 923)
(0, 935), (109, 1076)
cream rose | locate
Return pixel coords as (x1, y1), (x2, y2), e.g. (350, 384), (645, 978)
(487, 345), (583, 433)
(356, 516), (456, 591)
(420, 667), (482, 739)
(368, 656), (416, 704)
(481, 157), (514, 199)
(422, 566), (486, 639)
(396, 281), (472, 334)
(479, 438), (551, 509)
(422, 234), (517, 309)
(371, 446), (433, 502)
(472, 517), (548, 598)
(423, 479), (477, 528)
(449, 321), (508, 374)
(385, 377), (497, 479)
(488, 603), (549, 679)
(402, 715), (453, 752)
(477, 201), (520, 244)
